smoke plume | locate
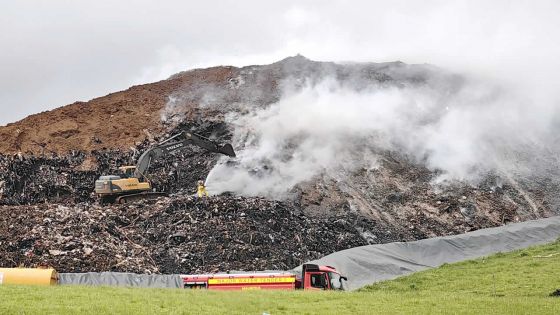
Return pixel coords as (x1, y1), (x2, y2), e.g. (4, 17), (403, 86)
(205, 69), (560, 198)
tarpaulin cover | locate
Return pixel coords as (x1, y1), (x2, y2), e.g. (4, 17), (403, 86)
(58, 272), (182, 288)
(301, 216), (560, 290)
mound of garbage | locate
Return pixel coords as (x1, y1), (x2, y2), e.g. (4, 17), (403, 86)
(1, 142), (556, 274)
(0, 120), (231, 206)
(1, 56), (558, 273)
(0, 196), (372, 273)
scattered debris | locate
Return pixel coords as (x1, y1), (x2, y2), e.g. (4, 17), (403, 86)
(532, 253), (559, 258)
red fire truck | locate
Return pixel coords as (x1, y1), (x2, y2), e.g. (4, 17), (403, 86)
(180, 264), (347, 291)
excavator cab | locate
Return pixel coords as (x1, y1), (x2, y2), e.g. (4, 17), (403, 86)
(118, 166), (137, 179)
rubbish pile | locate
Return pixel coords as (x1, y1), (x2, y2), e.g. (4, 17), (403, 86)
(0, 196), (370, 273)
(0, 121), (231, 206)
(1, 56), (558, 275)
(1, 117), (558, 274)
(1, 130), (557, 275)
(0, 151), (99, 205)
(0, 150), (138, 205)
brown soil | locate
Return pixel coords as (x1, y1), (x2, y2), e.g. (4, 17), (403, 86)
(0, 55), (416, 155)
(0, 66), (237, 154)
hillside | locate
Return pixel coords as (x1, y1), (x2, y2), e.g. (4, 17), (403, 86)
(0, 56), (558, 273)
(0, 56), (435, 155)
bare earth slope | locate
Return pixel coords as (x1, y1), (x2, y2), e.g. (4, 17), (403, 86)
(0, 66), (236, 154)
(0, 56), (426, 154)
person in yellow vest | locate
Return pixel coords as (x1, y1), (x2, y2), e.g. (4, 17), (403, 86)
(197, 180), (209, 198)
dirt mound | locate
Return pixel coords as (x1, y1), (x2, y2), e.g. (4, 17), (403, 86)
(0, 66), (237, 154)
(0, 56), (436, 155)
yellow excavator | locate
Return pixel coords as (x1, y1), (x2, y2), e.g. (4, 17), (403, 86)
(94, 131), (235, 204)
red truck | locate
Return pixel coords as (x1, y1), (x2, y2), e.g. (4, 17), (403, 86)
(180, 264), (347, 291)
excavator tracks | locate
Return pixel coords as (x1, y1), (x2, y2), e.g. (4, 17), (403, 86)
(114, 192), (167, 204)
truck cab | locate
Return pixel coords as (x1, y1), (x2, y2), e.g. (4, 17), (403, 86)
(300, 264), (347, 290)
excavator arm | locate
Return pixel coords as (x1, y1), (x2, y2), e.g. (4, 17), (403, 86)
(133, 131), (235, 179)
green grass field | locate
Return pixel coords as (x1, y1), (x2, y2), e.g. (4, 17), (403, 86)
(1, 240), (559, 315)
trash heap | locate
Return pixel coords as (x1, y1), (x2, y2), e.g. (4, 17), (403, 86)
(0, 152), (98, 205)
(0, 196), (370, 273)
(0, 150), (139, 205)
(1, 133), (556, 275)
(2, 57), (559, 276)
(0, 121), (230, 206)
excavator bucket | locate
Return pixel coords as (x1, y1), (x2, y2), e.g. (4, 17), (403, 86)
(186, 133), (236, 158)
(219, 143), (236, 157)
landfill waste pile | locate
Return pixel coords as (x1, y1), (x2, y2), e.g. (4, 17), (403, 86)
(1, 56), (558, 273)
(0, 196), (370, 273)
(0, 151), (96, 205)
(1, 143), (557, 273)
(0, 120), (231, 205)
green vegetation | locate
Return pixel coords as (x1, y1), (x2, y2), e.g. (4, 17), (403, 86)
(1, 240), (559, 315)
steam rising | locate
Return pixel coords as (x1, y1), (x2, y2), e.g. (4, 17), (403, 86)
(206, 72), (559, 198)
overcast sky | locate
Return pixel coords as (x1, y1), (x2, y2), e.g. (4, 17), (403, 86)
(1, 0), (559, 125)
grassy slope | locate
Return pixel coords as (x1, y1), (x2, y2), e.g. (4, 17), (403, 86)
(1, 240), (559, 315)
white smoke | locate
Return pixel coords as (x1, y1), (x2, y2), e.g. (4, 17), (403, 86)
(206, 73), (559, 198)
